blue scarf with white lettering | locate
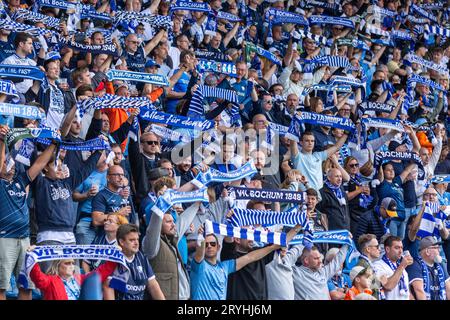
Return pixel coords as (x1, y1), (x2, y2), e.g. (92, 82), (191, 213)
(170, 1), (211, 13)
(194, 50), (229, 62)
(105, 69), (169, 86)
(59, 37), (119, 56)
(204, 219), (287, 246)
(197, 59), (238, 77)
(191, 160), (257, 188)
(303, 0), (341, 12)
(404, 54), (449, 76)
(151, 188), (208, 217)
(139, 107), (215, 131)
(150, 124), (192, 144)
(361, 118), (404, 132)
(37, 137), (110, 152)
(226, 186), (305, 203)
(407, 74), (447, 92)
(309, 15), (354, 29)
(6, 127), (60, 146)
(18, 245), (130, 294)
(0, 65), (46, 82)
(419, 257), (446, 300)
(35, 0), (77, 11)
(359, 102), (395, 114)
(0, 103), (45, 120)
(265, 8), (308, 26)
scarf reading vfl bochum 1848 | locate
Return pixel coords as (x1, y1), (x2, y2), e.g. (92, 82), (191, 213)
(197, 59), (238, 77)
(18, 245), (131, 293)
(226, 186), (305, 203)
(59, 37), (119, 56)
(205, 219), (287, 246)
(77, 94), (152, 118)
(0, 103), (45, 120)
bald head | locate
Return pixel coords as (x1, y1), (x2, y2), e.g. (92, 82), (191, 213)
(327, 168), (342, 186)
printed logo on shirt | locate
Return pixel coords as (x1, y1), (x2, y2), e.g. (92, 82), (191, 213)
(126, 284), (146, 292)
(8, 189), (26, 197)
(50, 185), (71, 200)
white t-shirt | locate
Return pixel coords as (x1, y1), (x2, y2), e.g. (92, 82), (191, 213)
(373, 259), (410, 300)
(2, 54), (37, 94)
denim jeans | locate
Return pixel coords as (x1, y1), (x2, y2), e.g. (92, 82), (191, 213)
(75, 219), (96, 245)
(389, 207), (414, 240)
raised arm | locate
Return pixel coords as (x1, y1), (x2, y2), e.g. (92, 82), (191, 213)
(323, 245), (349, 280)
(379, 256), (413, 291)
(325, 133), (349, 158)
(144, 29), (166, 56)
(142, 208), (164, 260)
(223, 22), (240, 48)
(27, 143), (57, 181)
(0, 125), (8, 172)
(235, 244), (280, 271)
(408, 202), (426, 241)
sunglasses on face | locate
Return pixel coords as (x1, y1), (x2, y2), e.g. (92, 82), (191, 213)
(349, 163), (359, 168)
(205, 241), (217, 247)
(143, 140), (159, 145)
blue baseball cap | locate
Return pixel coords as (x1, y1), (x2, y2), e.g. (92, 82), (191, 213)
(145, 59), (160, 68)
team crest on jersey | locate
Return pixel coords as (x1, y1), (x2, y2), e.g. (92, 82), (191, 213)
(137, 266), (143, 273)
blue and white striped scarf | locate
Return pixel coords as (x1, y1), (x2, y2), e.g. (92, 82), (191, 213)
(417, 202), (446, 240)
(0, 18), (53, 36)
(18, 245), (130, 294)
(151, 191), (206, 217)
(374, 150), (424, 169)
(80, 4), (113, 22)
(77, 94), (152, 118)
(370, 5), (396, 17)
(297, 29), (328, 46)
(408, 15), (428, 24)
(12, 9), (60, 29)
(410, 4), (438, 24)
(204, 219), (287, 246)
(139, 108), (215, 131)
(227, 205), (309, 228)
(191, 160), (257, 188)
(309, 15), (354, 29)
(404, 54), (449, 76)
(303, 55), (359, 72)
(364, 24), (390, 37)
(105, 69), (169, 86)
(407, 74), (447, 93)
(150, 124), (192, 144)
(330, 76), (364, 89)
(424, 24), (450, 38)
(188, 85), (239, 120)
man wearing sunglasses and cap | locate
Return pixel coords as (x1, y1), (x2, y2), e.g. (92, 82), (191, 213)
(406, 236), (450, 300)
(355, 197), (398, 242)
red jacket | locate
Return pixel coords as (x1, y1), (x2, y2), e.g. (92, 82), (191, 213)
(30, 261), (117, 300)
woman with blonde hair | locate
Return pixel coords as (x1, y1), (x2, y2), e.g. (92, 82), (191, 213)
(29, 255), (117, 300)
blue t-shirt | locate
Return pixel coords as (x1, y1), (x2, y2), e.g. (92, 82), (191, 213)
(122, 46), (146, 72)
(75, 170), (107, 215)
(0, 172), (31, 238)
(0, 40), (15, 63)
(327, 273), (352, 292)
(92, 188), (128, 214)
(437, 192), (450, 206)
(115, 251), (155, 300)
(406, 260), (449, 300)
(165, 70), (190, 113)
(377, 176), (405, 220)
(190, 258), (236, 300)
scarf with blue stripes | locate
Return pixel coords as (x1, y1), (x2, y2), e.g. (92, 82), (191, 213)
(197, 59), (238, 77)
(226, 186), (305, 204)
(59, 37), (119, 57)
(12, 9), (60, 29)
(77, 94), (152, 118)
(404, 54), (449, 76)
(191, 160), (257, 188)
(0, 18), (54, 36)
(410, 4), (438, 24)
(188, 85), (239, 120)
(265, 8), (308, 26)
(359, 102), (395, 114)
(204, 219), (287, 246)
(417, 202), (446, 240)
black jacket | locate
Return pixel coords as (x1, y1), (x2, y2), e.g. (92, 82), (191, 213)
(354, 207), (386, 243)
(317, 184), (351, 231)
